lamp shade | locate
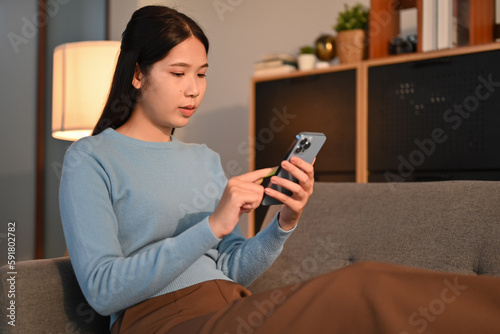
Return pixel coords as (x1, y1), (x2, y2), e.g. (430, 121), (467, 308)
(52, 41), (120, 141)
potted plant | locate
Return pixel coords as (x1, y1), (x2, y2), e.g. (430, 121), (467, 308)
(333, 3), (369, 64)
(297, 45), (316, 71)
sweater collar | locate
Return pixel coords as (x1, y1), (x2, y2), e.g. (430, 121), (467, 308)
(103, 128), (180, 150)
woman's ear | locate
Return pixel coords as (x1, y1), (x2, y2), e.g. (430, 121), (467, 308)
(132, 64), (143, 89)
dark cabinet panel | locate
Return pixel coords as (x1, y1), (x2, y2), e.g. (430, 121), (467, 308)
(255, 71), (357, 174)
(368, 50), (500, 182)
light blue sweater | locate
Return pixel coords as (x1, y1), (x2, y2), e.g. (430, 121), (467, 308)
(59, 128), (293, 328)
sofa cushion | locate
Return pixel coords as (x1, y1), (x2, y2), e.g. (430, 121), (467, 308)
(249, 181), (500, 294)
(0, 257), (109, 333)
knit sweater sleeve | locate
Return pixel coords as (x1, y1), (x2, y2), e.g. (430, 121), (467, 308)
(59, 147), (220, 316)
(212, 156), (295, 286)
(216, 215), (295, 287)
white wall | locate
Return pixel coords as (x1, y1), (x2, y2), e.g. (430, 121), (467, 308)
(109, 0), (500, 235)
(143, 0), (369, 175)
(0, 0), (38, 265)
(0, 0), (107, 262)
(109, 0), (375, 234)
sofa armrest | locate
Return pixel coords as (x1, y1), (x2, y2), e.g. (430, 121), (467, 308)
(0, 257), (109, 333)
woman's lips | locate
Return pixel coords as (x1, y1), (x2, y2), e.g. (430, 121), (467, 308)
(179, 105), (196, 117)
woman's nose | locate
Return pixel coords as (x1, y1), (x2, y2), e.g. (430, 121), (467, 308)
(185, 77), (199, 98)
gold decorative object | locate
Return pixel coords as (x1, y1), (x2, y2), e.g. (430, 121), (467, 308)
(315, 35), (336, 61)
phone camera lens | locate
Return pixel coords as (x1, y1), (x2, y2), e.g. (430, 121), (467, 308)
(295, 147), (302, 153)
(303, 140), (311, 149)
(300, 138), (308, 145)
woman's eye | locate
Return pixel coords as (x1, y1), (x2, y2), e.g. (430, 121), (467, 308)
(198, 73), (207, 78)
(171, 72), (184, 77)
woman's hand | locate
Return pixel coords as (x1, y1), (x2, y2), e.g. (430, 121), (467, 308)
(209, 167), (275, 239)
(264, 157), (315, 231)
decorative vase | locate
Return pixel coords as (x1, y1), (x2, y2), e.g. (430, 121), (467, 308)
(297, 54), (316, 71)
(336, 29), (366, 64)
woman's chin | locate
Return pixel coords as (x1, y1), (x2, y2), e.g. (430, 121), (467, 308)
(175, 118), (191, 128)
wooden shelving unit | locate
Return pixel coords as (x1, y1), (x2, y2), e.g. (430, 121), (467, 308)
(369, 0), (495, 59)
(249, 42), (500, 236)
(249, 1), (499, 234)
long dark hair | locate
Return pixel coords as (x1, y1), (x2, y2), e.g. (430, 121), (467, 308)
(92, 5), (209, 135)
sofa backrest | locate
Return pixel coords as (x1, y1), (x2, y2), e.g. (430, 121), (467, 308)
(0, 257), (109, 333)
(249, 181), (500, 294)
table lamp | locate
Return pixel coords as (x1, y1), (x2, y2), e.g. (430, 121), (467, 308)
(52, 40), (120, 141)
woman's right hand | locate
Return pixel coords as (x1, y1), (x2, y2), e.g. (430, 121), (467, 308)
(209, 167), (275, 239)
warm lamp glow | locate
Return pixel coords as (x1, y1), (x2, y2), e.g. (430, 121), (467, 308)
(52, 41), (120, 141)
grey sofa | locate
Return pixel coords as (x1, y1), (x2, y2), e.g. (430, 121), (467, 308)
(1, 181), (499, 333)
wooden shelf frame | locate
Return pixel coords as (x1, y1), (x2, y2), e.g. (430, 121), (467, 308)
(369, 0), (495, 59)
(248, 42), (500, 236)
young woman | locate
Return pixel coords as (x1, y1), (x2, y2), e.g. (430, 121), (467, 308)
(60, 5), (312, 333)
(60, 5), (500, 334)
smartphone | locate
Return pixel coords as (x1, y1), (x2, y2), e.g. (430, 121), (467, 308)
(261, 132), (326, 206)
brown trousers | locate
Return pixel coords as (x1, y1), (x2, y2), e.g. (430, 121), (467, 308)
(111, 262), (500, 334)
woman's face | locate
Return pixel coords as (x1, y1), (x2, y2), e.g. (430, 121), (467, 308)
(130, 35), (208, 138)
